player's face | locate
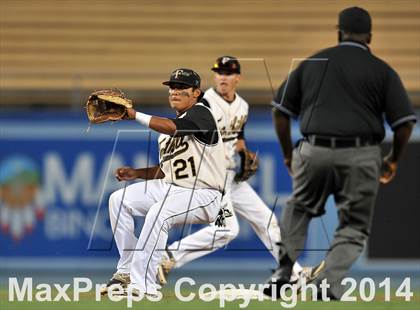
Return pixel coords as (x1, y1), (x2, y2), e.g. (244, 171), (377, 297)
(214, 72), (241, 96)
(168, 84), (200, 113)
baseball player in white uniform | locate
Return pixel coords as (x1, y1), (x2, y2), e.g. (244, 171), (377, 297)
(159, 57), (321, 285)
(102, 68), (226, 297)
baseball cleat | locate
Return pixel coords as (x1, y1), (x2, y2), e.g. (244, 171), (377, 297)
(263, 265), (293, 299)
(114, 287), (162, 300)
(100, 272), (130, 295)
(301, 260), (325, 282)
(293, 260), (326, 293)
(156, 250), (176, 286)
(157, 264), (167, 286)
(111, 286), (141, 298)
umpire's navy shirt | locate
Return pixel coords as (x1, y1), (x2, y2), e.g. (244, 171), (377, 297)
(272, 40), (417, 142)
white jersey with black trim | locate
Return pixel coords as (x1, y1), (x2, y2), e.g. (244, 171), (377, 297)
(203, 88), (249, 169)
(158, 103), (226, 192)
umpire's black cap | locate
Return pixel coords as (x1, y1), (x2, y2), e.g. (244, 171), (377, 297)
(211, 56), (241, 74)
(338, 7), (372, 34)
(162, 68), (201, 88)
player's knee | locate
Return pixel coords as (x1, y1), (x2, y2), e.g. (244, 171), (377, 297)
(226, 224), (240, 240)
(161, 219), (171, 234)
(108, 190), (123, 215)
(220, 217), (240, 241)
(146, 214), (172, 235)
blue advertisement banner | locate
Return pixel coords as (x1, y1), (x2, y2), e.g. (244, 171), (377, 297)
(0, 111), (298, 261)
(1, 111), (419, 270)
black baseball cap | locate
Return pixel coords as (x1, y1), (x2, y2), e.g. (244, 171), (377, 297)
(211, 56), (241, 74)
(162, 68), (201, 88)
(338, 7), (372, 34)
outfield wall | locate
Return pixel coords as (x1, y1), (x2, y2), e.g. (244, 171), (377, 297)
(1, 109), (419, 277)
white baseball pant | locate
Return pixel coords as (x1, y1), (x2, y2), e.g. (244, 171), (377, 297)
(109, 179), (221, 295)
(168, 170), (303, 278)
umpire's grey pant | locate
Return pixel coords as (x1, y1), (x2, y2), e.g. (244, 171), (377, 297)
(279, 140), (382, 299)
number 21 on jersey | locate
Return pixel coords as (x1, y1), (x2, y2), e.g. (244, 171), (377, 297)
(173, 156), (197, 179)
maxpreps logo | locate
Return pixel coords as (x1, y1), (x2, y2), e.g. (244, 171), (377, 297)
(0, 155), (45, 241)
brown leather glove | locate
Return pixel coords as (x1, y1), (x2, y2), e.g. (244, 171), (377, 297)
(86, 89), (133, 124)
(234, 149), (259, 182)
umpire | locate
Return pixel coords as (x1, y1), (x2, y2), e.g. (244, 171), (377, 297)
(266, 7), (417, 300)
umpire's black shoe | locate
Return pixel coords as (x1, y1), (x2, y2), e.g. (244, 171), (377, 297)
(263, 266), (293, 299)
(316, 290), (339, 301)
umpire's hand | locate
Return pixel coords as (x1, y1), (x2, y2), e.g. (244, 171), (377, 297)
(379, 157), (397, 184)
(284, 157), (292, 176)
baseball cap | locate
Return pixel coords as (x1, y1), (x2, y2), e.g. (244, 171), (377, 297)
(162, 68), (201, 88)
(338, 7), (372, 34)
(211, 56), (241, 74)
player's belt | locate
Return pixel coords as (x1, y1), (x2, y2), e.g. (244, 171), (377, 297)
(306, 135), (378, 148)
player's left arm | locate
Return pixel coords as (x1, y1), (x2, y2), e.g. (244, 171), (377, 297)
(126, 108), (178, 135)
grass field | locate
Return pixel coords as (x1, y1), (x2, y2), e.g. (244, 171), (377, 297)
(1, 289), (419, 310)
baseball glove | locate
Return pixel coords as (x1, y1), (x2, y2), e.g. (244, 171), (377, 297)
(234, 149), (259, 182)
(86, 89), (133, 124)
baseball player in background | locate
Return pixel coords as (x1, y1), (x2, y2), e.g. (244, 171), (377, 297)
(101, 68), (226, 297)
(158, 56), (321, 286)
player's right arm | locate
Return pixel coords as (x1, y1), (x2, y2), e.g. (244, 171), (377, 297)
(115, 165), (165, 181)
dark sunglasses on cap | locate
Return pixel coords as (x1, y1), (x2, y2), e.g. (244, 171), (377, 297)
(168, 83), (192, 90)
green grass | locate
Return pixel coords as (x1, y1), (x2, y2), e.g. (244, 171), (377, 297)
(1, 289), (419, 310)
